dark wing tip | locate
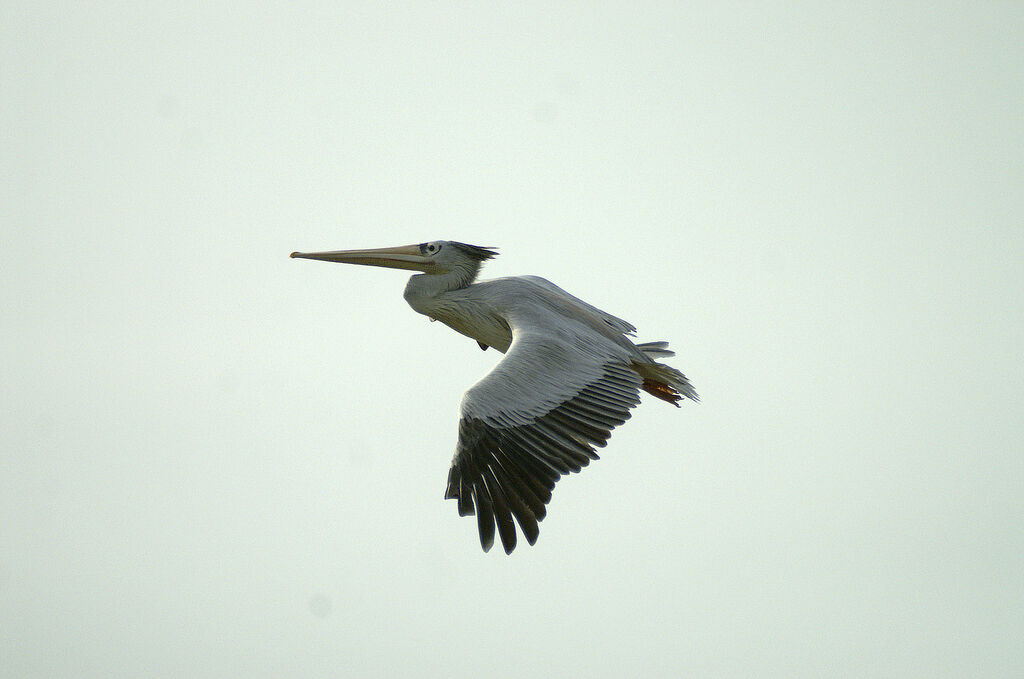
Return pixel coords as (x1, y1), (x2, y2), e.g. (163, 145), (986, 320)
(445, 467), (475, 515)
(500, 527), (517, 554)
(522, 520), (540, 546)
(476, 495), (496, 552)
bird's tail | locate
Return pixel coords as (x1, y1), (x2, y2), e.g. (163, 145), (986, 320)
(635, 341), (675, 359)
(632, 344), (699, 407)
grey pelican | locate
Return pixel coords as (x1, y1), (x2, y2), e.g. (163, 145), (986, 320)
(291, 241), (698, 553)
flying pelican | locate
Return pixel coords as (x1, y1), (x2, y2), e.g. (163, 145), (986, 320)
(290, 241), (698, 553)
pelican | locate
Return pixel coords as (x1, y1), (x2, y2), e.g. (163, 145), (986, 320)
(291, 241), (698, 553)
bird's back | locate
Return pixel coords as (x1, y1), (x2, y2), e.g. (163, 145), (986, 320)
(460, 276), (640, 350)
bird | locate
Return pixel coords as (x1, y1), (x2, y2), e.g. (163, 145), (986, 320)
(290, 241), (698, 553)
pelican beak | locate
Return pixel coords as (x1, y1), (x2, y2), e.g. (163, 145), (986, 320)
(290, 244), (436, 273)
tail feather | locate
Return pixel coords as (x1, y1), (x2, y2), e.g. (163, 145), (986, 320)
(636, 341), (675, 359)
(633, 358), (699, 406)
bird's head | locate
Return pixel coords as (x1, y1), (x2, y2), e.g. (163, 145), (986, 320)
(291, 241), (497, 277)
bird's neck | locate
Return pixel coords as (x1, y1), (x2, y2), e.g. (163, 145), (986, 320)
(402, 269), (512, 352)
(402, 265), (479, 316)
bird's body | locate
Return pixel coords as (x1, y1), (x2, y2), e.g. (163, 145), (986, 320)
(291, 241), (697, 553)
(407, 275), (628, 353)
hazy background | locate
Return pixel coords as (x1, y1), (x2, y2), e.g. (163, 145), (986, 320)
(2, 2), (1021, 677)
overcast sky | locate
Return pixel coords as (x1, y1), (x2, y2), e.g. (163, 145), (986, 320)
(2, 2), (1021, 677)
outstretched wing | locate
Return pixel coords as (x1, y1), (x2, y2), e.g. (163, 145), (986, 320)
(444, 324), (643, 553)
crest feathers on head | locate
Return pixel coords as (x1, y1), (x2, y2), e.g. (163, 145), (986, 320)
(449, 242), (499, 261)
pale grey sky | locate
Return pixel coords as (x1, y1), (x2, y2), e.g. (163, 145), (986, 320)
(2, 2), (1022, 677)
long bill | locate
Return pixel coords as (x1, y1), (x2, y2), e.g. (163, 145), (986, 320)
(289, 244), (436, 272)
